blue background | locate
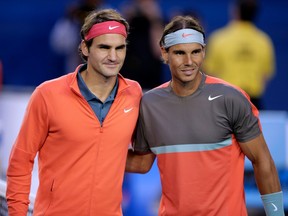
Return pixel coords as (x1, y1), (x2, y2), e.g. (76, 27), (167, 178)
(0, 0), (288, 110)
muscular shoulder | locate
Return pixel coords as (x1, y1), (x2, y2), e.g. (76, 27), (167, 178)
(205, 75), (250, 98)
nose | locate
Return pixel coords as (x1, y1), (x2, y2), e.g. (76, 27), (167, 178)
(184, 54), (193, 65)
(108, 49), (117, 61)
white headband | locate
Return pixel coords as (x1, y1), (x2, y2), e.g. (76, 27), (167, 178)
(163, 29), (205, 48)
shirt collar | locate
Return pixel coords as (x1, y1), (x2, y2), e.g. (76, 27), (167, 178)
(77, 64), (118, 102)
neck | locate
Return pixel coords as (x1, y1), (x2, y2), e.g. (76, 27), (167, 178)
(81, 70), (117, 102)
(171, 72), (202, 97)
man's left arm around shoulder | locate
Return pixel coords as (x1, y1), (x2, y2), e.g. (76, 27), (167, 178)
(125, 150), (156, 174)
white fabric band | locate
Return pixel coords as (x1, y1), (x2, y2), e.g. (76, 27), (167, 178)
(163, 29), (205, 48)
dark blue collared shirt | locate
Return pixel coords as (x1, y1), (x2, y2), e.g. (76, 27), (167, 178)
(77, 66), (118, 124)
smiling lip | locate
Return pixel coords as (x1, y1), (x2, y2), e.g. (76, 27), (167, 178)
(105, 64), (119, 70)
(181, 69), (194, 75)
(105, 62), (118, 66)
(182, 68), (195, 72)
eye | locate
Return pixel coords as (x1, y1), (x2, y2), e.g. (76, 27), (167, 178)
(116, 45), (126, 50)
(174, 50), (185, 55)
(192, 49), (202, 55)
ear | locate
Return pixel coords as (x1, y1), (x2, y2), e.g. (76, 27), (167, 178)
(81, 40), (89, 57)
(160, 47), (169, 64)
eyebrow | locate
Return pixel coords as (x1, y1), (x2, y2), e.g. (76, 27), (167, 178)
(192, 48), (203, 53)
(172, 47), (203, 54)
(116, 44), (126, 49)
(97, 43), (126, 49)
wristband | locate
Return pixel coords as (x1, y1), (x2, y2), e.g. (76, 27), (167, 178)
(261, 191), (284, 216)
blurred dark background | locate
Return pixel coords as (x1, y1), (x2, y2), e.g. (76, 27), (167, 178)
(0, 0), (287, 110)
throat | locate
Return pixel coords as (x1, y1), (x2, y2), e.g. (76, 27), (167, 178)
(81, 70), (116, 102)
(171, 73), (202, 97)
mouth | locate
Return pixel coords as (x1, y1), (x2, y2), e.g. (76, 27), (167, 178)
(105, 63), (119, 69)
(181, 68), (195, 75)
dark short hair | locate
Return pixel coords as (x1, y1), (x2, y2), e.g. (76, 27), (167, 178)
(237, 0), (258, 21)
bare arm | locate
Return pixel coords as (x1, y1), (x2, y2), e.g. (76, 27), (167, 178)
(239, 133), (281, 194)
(126, 150), (156, 174)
